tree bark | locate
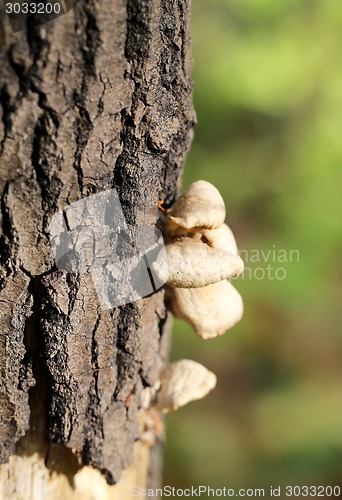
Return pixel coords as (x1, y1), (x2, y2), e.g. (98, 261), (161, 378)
(0, 0), (195, 497)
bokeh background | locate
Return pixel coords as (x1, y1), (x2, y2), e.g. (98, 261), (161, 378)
(164, 0), (342, 493)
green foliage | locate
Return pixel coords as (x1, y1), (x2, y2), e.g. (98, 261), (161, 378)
(164, 0), (342, 491)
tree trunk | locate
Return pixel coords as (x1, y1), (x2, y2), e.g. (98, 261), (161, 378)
(0, 0), (195, 497)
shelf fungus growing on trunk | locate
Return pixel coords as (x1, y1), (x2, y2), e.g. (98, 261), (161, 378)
(162, 180), (226, 236)
(153, 181), (244, 412)
(166, 280), (243, 340)
(158, 180), (244, 339)
(154, 360), (217, 412)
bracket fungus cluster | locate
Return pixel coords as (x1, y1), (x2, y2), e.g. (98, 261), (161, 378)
(152, 180), (244, 413)
(158, 180), (244, 339)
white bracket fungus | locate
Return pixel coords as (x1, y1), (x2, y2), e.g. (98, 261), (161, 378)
(158, 179), (244, 339)
(163, 180), (226, 236)
(154, 359), (217, 412)
(153, 180), (244, 411)
(167, 279), (243, 339)
(152, 237), (243, 288)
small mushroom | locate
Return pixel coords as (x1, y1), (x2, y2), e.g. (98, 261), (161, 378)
(152, 237), (244, 288)
(154, 359), (217, 411)
(164, 180), (226, 237)
(167, 280), (243, 339)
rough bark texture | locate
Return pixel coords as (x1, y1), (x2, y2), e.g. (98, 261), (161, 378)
(0, 0), (194, 490)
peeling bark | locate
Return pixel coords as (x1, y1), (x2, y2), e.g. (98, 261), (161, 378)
(0, 0), (194, 493)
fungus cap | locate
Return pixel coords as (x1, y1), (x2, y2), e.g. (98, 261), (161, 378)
(152, 237), (244, 288)
(168, 280), (244, 339)
(155, 359), (217, 411)
(200, 223), (238, 254)
(164, 180), (226, 235)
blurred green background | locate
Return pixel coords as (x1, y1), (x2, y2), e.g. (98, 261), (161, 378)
(163, 0), (342, 494)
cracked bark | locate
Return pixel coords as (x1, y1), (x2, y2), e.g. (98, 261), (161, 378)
(0, 0), (195, 497)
